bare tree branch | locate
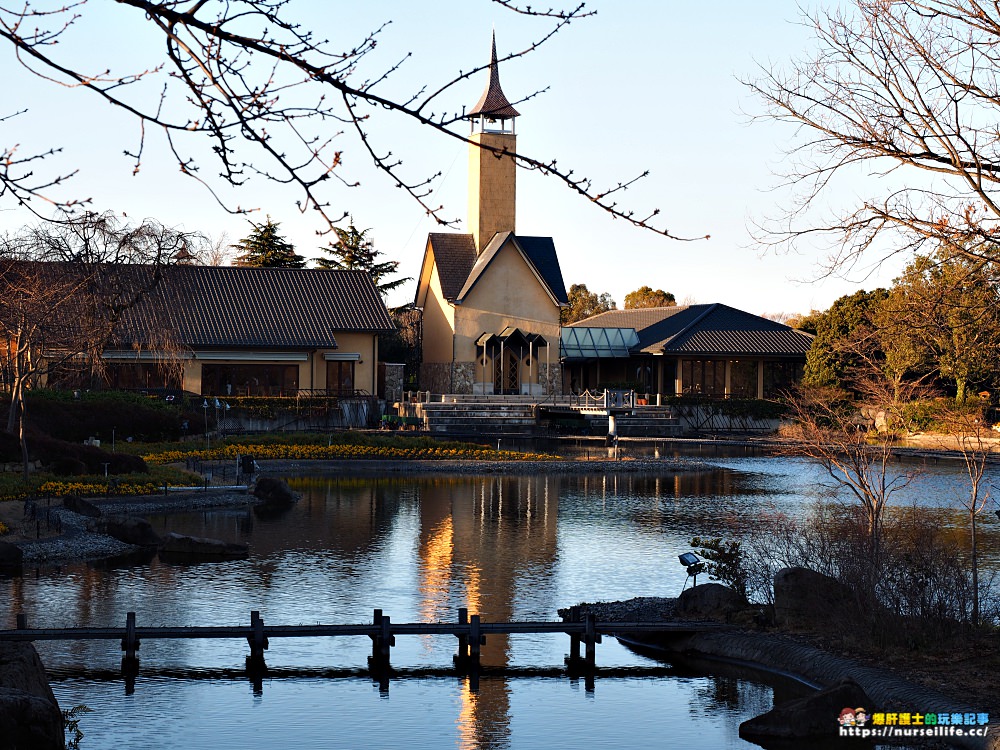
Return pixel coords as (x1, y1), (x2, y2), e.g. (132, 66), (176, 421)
(0, 1), (700, 239)
(747, 1), (1000, 271)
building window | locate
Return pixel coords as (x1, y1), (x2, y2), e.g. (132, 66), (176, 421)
(682, 359), (725, 397)
(202, 363), (298, 396)
(327, 360), (355, 396)
(763, 361), (803, 398)
(729, 360), (758, 398)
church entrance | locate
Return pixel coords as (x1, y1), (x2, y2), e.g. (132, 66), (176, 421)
(493, 348), (519, 394)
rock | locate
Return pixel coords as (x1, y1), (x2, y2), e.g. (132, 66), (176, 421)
(97, 517), (161, 548)
(0, 542), (23, 571)
(675, 583), (748, 621)
(253, 477), (299, 506)
(62, 495), (102, 518)
(0, 642), (63, 750)
(158, 532), (249, 563)
(773, 567), (854, 627)
(51, 458), (87, 477)
(739, 677), (871, 740)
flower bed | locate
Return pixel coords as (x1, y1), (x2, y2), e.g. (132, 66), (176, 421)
(143, 443), (561, 464)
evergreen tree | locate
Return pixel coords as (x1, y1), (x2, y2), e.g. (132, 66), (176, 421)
(317, 222), (409, 298)
(232, 217), (306, 268)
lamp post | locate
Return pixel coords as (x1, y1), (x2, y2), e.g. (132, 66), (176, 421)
(202, 399), (210, 451)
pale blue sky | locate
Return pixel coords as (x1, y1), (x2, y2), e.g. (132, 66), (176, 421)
(1, 1), (905, 315)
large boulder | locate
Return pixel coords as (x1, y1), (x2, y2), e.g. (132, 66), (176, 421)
(773, 567), (855, 628)
(62, 495), (101, 518)
(253, 477), (299, 506)
(0, 542), (23, 572)
(0, 642), (63, 750)
(740, 677), (871, 741)
(97, 517), (161, 548)
(675, 583), (748, 622)
(158, 532), (249, 563)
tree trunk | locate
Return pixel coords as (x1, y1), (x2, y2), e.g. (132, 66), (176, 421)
(955, 379), (967, 403)
(971, 509), (979, 626)
(18, 391), (29, 483)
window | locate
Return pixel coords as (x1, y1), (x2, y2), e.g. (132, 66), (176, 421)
(326, 360), (355, 396)
(202, 363), (298, 396)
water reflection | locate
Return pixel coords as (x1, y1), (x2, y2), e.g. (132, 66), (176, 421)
(3, 453), (998, 749)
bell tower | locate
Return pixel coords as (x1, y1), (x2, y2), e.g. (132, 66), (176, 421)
(467, 33), (519, 254)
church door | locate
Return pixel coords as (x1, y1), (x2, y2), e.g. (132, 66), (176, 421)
(493, 349), (520, 394)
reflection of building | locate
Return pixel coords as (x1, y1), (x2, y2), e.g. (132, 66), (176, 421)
(415, 35), (568, 395)
(561, 304), (812, 397)
(416, 473), (560, 750)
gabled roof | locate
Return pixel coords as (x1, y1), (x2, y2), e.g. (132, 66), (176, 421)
(119, 265), (394, 348)
(456, 231), (568, 306)
(418, 234), (478, 303)
(468, 32), (520, 120)
(569, 304), (812, 358)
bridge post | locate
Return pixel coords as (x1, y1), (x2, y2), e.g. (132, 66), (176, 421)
(16, 614), (26, 630)
(454, 608), (469, 668)
(468, 615), (483, 667)
(120, 611), (140, 682)
(567, 606), (581, 663)
(246, 610), (268, 672)
(368, 609), (393, 674)
(583, 612), (601, 670)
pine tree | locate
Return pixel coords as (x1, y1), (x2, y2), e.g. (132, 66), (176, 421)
(232, 216), (306, 268)
(317, 222), (409, 298)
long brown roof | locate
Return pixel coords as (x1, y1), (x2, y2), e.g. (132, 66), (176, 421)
(468, 33), (520, 119)
(119, 265), (394, 348)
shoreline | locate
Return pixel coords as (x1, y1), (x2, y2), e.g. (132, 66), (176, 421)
(573, 597), (1000, 750)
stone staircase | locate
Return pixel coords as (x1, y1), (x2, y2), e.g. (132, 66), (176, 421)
(396, 396), (682, 437)
(586, 406), (682, 437)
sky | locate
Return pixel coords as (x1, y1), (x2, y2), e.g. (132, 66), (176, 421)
(0, 0), (909, 317)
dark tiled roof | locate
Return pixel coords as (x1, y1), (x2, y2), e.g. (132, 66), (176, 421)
(571, 304), (812, 357)
(425, 234), (478, 301)
(456, 232), (569, 305)
(120, 265), (394, 348)
(468, 33), (520, 119)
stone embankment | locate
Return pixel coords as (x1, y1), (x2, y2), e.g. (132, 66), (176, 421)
(571, 595), (999, 750)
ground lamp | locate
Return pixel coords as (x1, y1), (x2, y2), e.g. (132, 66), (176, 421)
(678, 552), (706, 593)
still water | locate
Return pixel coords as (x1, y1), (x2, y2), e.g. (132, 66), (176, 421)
(4, 446), (999, 749)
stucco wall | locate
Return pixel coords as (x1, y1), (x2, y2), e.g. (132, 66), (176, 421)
(469, 131), (517, 252)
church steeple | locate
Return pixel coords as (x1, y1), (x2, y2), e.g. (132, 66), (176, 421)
(467, 32), (518, 253)
(468, 32), (519, 134)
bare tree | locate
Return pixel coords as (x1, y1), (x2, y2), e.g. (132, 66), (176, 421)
(747, 1), (1000, 273)
(0, 212), (194, 479)
(0, 2), (704, 241)
(934, 401), (995, 625)
(779, 377), (923, 574)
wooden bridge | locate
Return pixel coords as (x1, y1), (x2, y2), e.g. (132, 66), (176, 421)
(2, 608), (722, 692)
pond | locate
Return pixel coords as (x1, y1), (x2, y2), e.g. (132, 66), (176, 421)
(4, 446), (998, 749)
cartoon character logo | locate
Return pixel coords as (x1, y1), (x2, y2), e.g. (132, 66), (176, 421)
(838, 707), (856, 726)
(855, 708), (868, 727)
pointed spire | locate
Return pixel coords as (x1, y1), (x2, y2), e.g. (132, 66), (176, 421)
(468, 31), (520, 119)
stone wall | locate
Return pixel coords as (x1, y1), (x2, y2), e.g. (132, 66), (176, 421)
(421, 361), (563, 396)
